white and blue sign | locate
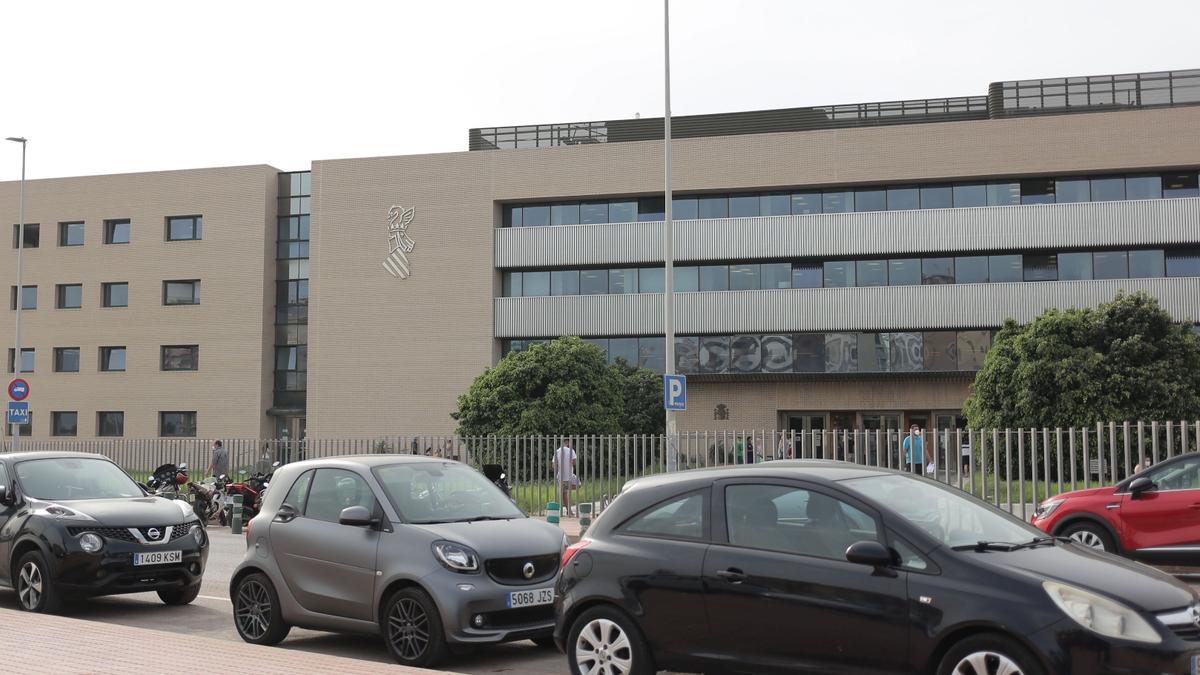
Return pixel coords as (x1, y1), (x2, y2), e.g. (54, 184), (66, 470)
(8, 378), (29, 402)
(7, 402), (29, 425)
(663, 374), (687, 411)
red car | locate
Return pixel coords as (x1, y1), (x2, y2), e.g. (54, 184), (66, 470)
(1032, 451), (1200, 564)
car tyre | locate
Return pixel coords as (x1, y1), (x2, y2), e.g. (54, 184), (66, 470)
(14, 550), (62, 614)
(567, 605), (654, 675)
(158, 583), (201, 605)
(232, 572), (291, 645)
(382, 587), (448, 668)
(1060, 521), (1116, 552)
(937, 633), (1046, 675)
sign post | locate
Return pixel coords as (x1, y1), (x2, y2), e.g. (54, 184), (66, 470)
(7, 379), (30, 439)
(664, 374), (686, 471)
(8, 378), (30, 401)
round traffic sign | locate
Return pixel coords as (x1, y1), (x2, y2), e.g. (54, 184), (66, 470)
(8, 378), (29, 401)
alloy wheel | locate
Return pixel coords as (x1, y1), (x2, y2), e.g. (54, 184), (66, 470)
(575, 618), (633, 675)
(388, 597), (431, 661)
(953, 650), (1024, 675)
(1068, 530), (1106, 550)
(17, 562), (42, 610)
(235, 579), (272, 639)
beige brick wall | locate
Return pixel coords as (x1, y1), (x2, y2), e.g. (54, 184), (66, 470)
(307, 106), (1200, 438)
(0, 165), (278, 439)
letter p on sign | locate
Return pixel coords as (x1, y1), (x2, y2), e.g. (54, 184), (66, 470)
(663, 374), (687, 411)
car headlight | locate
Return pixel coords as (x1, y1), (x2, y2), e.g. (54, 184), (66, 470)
(1034, 498), (1065, 520)
(432, 541), (480, 573)
(79, 532), (104, 553)
(190, 524), (206, 547)
(1043, 581), (1161, 643)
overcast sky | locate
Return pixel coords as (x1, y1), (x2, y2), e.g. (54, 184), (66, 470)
(1, 0), (1197, 181)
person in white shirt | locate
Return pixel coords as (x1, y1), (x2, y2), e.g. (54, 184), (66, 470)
(553, 439), (578, 516)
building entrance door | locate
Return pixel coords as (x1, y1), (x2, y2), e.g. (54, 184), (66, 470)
(861, 414), (901, 467)
(785, 413), (826, 459)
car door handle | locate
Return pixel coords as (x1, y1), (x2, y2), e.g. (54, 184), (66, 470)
(716, 568), (747, 584)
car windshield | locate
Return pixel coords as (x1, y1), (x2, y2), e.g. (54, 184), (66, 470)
(16, 457), (143, 500)
(374, 462), (524, 524)
(840, 474), (1041, 549)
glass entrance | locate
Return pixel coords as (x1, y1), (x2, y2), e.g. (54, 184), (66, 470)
(785, 413), (826, 459)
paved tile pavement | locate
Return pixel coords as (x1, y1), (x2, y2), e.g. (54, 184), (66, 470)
(0, 607), (460, 675)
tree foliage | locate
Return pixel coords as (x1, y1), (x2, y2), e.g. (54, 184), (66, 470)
(452, 337), (665, 436)
(963, 292), (1200, 428)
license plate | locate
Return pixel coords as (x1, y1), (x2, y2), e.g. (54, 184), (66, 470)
(133, 550), (181, 566)
(505, 587), (554, 609)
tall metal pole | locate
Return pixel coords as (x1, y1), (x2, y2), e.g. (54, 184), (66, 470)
(662, 0), (677, 472)
(6, 137), (26, 450)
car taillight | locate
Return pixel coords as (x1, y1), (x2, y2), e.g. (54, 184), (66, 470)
(560, 539), (591, 571)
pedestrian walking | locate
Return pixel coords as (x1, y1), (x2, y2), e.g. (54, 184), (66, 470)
(207, 440), (229, 478)
(903, 425), (924, 475)
(553, 439), (578, 516)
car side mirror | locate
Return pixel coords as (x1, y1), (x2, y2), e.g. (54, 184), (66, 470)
(0, 484), (9, 505)
(1129, 476), (1155, 498)
(845, 540), (894, 568)
(339, 505), (375, 527)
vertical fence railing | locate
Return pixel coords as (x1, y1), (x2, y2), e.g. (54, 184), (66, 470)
(3, 421), (1197, 517)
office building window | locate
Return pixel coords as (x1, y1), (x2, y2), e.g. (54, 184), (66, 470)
(54, 347), (80, 373)
(729, 195), (760, 218)
(1163, 172), (1199, 198)
(760, 193), (791, 216)
(888, 259), (921, 286)
(671, 198), (698, 220)
(160, 411), (197, 438)
(102, 282), (129, 308)
(161, 345), (199, 371)
(728, 264), (760, 291)
(97, 411), (124, 437)
(1058, 252), (1094, 280)
(637, 197), (664, 222)
(100, 346), (127, 372)
(551, 203), (580, 226)
(989, 255), (1023, 283)
(7, 348), (33, 373)
(1055, 178), (1090, 203)
(51, 411), (77, 437)
(166, 215), (203, 241)
(699, 265), (729, 292)
(12, 223), (39, 248)
(637, 268), (664, 293)
(954, 256), (989, 284)
(698, 196), (728, 219)
(502, 272), (521, 297)
(1090, 177), (1126, 202)
(822, 191), (853, 214)
(56, 283), (83, 309)
(10, 285), (36, 310)
(920, 185), (953, 209)
(580, 269), (608, 295)
(1167, 252), (1200, 278)
(1024, 254), (1059, 281)
(552, 270), (581, 295)
(856, 260), (887, 287)
(579, 202), (607, 225)
(791, 264), (823, 289)
(761, 263), (791, 289)
(608, 201), (637, 223)
(609, 268), (638, 294)
(1128, 250), (1165, 278)
(791, 192), (821, 214)
(104, 219), (131, 244)
(921, 258), (954, 285)
(823, 261), (855, 288)
(854, 189), (887, 212)
(59, 221), (85, 246)
(987, 182), (1021, 206)
(1126, 175), (1162, 200)
(164, 280), (200, 305)
(1020, 179), (1055, 204)
(522, 271), (550, 296)
(886, 186), (920, 211)
(674, 266), (699, 292)
(952, 183), (988, 208)
(1093, 251), (1129, 280)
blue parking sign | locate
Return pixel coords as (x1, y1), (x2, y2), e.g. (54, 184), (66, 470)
(7, 401), (29, 425)
(663, 375), (686, 411)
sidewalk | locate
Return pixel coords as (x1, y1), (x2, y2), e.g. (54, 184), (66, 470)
(0, 608), (460, 675)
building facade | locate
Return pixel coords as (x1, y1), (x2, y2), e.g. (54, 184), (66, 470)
(4, 68), (1200, 439)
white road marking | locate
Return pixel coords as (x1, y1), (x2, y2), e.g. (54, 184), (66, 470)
(198, 594), (230, 603)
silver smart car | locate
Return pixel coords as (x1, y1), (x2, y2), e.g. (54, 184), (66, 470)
(228, 455), (566, 667)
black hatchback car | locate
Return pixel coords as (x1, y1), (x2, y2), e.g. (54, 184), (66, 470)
(555, 461), (1200, 675)
(0, 452), (209, 612)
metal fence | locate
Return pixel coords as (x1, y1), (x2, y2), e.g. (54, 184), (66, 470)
(2, 420), (1197, 518)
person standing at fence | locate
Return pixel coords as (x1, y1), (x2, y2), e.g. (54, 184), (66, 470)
(553, 439), (578, 517)
(207, 440), (229, 478)
(903, 425), (923, 475)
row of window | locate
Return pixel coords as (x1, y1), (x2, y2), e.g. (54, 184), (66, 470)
(274, 172), (311, 410)
(504, 330), (995, 375)
(9, 281), (200, 310)
(5, 411), (196, 438)
(11, 216), (202, 249)
(502, 170), (1200, 227)
(7, 345), (199, 374)
(501, 249), (1181, 297)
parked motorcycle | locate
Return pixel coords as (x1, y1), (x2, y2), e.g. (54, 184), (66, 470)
(187, 478), (222, 525)
(482, 464), (512, 497)
(146, 462), (189, 501)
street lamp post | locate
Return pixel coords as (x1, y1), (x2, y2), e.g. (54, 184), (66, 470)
(662, 0), (677, 471)
(6, 136), (26, 451)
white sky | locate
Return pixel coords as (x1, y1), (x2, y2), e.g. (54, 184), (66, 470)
(1, 0), (1197, 181)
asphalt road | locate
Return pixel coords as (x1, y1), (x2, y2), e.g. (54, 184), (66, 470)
(0, 529), (568, 674)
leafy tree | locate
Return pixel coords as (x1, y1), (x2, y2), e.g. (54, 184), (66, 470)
(964, 291), (1200, 428)
(453, 336), (665, 436)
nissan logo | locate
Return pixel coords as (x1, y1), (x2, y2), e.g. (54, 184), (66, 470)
(522, 562), (536, 579)
(146, 528), (161, 540)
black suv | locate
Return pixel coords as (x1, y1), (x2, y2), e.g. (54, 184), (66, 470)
(0, 452), (209, 612)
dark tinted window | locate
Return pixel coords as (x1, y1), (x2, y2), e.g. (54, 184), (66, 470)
(1163, 172), (1199, 198)
(54, 347), (79, 373)
(51, 411), (77, 437)
(503, 206), (521, 228)
(1093, 251), (1128, 280)
(304, 468), (376, 523)
(1129, 250), (1165, 278)
(637, 197), (664, 222)
(161, 345), (199, 371)
(793, 334), (825, 372)
(989, 255), (1023, 283)
(888, 259), (921, 286)
(1021, 179), (1056, 204)
(12, 223), (39, 249)
(159, 411), (197, 437)
(98, 412), (124, 437)
(620, 490), (706, 540)
(1058, 252), (1093, 280)
(282, 470), (314, 511)
(1024, 254), (1058, 281)
(922, 258), (954, 285)
(954, 256), (988, 284)
(886, 187), (920, 211)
